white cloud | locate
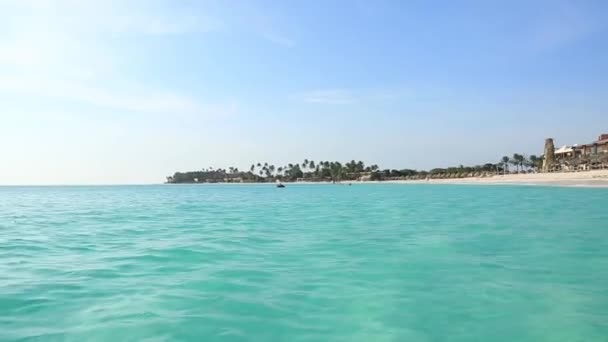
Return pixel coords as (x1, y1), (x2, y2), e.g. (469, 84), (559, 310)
(296, 87), (411, 104)
(298, 89), (355, 104)
(262, 33), (295, 48)
(0, 75), (237, 117)
(367, 88), (413, 101)
(0, 0), (233, 117)
(232, 3), (295, 48)
(3, 0), (223, 36)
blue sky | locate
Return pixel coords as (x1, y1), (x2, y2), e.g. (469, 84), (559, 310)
(1, 0), (607, 184)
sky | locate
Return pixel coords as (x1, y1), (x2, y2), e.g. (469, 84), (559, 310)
(1, 0), (607, 184)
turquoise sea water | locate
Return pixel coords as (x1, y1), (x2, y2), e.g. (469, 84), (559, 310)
(1, 184), (607, 341)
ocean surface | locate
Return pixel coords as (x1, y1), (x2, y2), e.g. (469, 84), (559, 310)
(1, 184), (607, 341)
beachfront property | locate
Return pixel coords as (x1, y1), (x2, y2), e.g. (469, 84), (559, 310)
(554, 145), (575, 160)
(580, 134), (608, 155)
(554, 134), (608, 159)
(547, 133), (608, 171)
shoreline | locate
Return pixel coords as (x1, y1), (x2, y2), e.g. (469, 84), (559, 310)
(165, 170), (608, 188)
(361, 170), (608, 188)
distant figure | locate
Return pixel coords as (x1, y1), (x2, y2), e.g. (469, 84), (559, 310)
(348, 183), (352, 186)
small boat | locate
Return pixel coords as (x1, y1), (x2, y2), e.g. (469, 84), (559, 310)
(276, 180), (285, 188)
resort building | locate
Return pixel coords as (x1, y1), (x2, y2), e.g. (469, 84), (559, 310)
(544, 133), (608, 172)
(577, 134), (608, 156)
(554, 145), (574, 160)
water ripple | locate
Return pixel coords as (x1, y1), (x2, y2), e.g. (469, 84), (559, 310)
(1, 185), (608, 341)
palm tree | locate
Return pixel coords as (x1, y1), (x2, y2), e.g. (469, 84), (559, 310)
(521, 155), (529, 172)
(501, 156), (509, 174)
(250, 164), (255, 173)
(512, 154), (525, 172)
(346, 160), (355, 172)
(309, 160), (315, 170)
(511, 154), (518, 172)
(529, 155), (539, 171)
(269, 165), (275, 176)
(329, 162), (342, 182)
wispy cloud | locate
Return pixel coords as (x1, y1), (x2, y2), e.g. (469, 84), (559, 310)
(0, 0), (233, 117)
(6, 0), (223, 36)
(528, 0), (604, 53)
(104, 13), (223, 35)
(0, 76), (237, 117)
(262, 33), (296, 48)
(296, 87), (411, 104)
(298, 89), (356, 104)
(367, 88), (413, 101)
(236, 3), (295, 48)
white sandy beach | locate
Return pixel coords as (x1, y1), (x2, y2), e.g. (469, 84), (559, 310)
(383, 170), (608, 187)
(170, 170), (608, 188)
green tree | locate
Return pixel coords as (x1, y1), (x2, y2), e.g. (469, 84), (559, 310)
(511, 154), (518, 172)
(512, 154), (525, 172)
(529, 155), (540, 171)
(357, 161), (365, 172)
(521, 155), (529, 171)
(328, 162), (344, 182)
(501, 156), (510, 174)
(286, 164), (303, 180)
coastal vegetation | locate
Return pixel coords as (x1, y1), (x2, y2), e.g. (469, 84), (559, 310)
(167, 133), (608, 183)
(166, 155), (544, 184)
